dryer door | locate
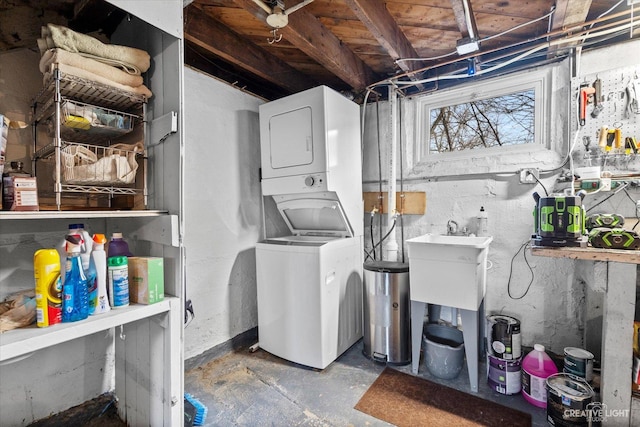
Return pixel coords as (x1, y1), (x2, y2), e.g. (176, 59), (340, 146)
(269, 107), (313, 169)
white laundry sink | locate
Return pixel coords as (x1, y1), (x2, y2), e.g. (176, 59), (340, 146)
(406, 234), (493, 311)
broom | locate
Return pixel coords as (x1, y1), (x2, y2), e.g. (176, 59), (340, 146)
(184, 393), (207, 426)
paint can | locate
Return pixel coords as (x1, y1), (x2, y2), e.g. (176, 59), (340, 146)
(563, 347), (594, 383)
(632, 355), (640, 393)
(487, 354), (522, 395)
(486, 314), (522, 360)
(546, 373), (595, 427)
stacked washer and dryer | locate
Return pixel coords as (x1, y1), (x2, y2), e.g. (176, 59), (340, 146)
(255, 86), (364, 370)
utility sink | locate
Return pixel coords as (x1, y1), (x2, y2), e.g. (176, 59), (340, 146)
(406, 234), (493, 311)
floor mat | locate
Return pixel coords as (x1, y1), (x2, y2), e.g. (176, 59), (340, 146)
(355, 367), (532, 427)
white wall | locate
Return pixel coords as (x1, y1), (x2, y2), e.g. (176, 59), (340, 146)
(183, 67), (264, 359)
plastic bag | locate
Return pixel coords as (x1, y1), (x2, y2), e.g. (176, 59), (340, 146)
(0, 290), (36, 333)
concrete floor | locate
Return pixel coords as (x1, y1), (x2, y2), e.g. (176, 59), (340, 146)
(184, 335), (548, 426)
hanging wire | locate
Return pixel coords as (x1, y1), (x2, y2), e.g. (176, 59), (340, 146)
(369, 215), (376, 261)
(507, 240), (535, 300)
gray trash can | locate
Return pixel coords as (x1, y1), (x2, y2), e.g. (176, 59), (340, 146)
(362, 261), (410, 365)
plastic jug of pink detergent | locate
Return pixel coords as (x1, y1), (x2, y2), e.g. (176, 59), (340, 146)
(521, 344), (558, 408)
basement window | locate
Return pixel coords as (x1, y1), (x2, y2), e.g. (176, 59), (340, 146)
(414, 67), (552, 165)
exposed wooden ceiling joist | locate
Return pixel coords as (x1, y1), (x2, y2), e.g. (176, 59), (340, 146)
(232, 0), (380, 91)
(548, 0), (593, 56)
(184, 6), (317, 93)
(551, 0), (594, 31)
(2, 0), (627, 101)
(450, 0), (479, 40)
(343, 0), (425, 74)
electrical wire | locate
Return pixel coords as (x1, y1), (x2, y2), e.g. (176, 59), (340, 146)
(622, 187), (640, 231)
(481, 7), (556, 43)
(396, 6), (557, 64)
(379, 13), (640, 91)
(530, 173), (549, 196)
(507, 240), (535, 300)
(585, 182), (629, 212)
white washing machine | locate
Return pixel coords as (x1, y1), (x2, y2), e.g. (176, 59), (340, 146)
(256, 86), (363, 369)
(256, 234), (363, 370)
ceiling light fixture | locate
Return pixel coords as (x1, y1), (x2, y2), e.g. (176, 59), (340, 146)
(251, 0), (315, 29)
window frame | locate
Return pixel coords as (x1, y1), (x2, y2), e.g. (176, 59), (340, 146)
(413, 67), (553, 167)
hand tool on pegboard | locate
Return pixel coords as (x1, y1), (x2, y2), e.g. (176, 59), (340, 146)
(625, 136), (638, 154)
(598, 126), (609, 150)
(579, 83), (596, 126)
(605, 127), (622, 152)
(591, 78), (604, 118)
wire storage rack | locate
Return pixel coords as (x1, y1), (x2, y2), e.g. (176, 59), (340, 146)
(32, 66), (147, 209)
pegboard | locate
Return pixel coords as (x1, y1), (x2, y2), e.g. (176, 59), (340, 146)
(571, 65), (640, 171)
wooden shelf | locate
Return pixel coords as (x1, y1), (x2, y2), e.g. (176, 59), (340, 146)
(0, 297), (177, 363)
(531, 246), (640, 264)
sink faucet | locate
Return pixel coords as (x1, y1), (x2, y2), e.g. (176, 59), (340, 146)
(447, 220), (458, 235)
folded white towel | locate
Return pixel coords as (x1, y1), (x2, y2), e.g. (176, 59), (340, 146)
(43, 63), (153, 99)
(40, 49), (144, 87)
(39, 23), (150, 74)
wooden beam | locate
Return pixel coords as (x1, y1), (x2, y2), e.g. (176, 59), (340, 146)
(232, 0), (379, 91)
(450, 0), (479, 40)
(184, 6), (317, 93)
(551, 0), (593, 32)
(549, 0), (593, 56)
(344, 0), (425, 75)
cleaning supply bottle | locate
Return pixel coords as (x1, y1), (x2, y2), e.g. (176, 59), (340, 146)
(108, 255), (130, 309)
(33, 248), (62, 327)
(57, 223), (92, 285)
(62, 235), (89, 322)
(521, 344), (558, 408)
(477, 206), (488, 237)
(89, 234), (110, 315)
(107, 232), (133, 258)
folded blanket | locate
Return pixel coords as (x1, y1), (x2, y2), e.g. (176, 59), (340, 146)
(43, 63), (153, 99)
(40, 49), (144, 88)
(38, 23), (150, 74)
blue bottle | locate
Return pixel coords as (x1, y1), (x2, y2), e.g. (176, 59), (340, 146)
(62, 235), (89, 322)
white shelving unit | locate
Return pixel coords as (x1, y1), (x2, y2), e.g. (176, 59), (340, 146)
(0, 297), (175, 362)
(0, 2), (184, 425)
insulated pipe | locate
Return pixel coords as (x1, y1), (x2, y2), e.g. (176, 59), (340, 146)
(384, 86), (399, 261)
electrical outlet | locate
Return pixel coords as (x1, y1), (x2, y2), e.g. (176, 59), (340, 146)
(519, 168), (540, 184)
(600, 177), (611, 191)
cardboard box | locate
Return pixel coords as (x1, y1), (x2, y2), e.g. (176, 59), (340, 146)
(2, 174), (38, 211)
(128, 257), (164, 304)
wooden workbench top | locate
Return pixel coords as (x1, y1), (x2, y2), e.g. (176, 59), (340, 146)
(531, 246), (640, 264)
